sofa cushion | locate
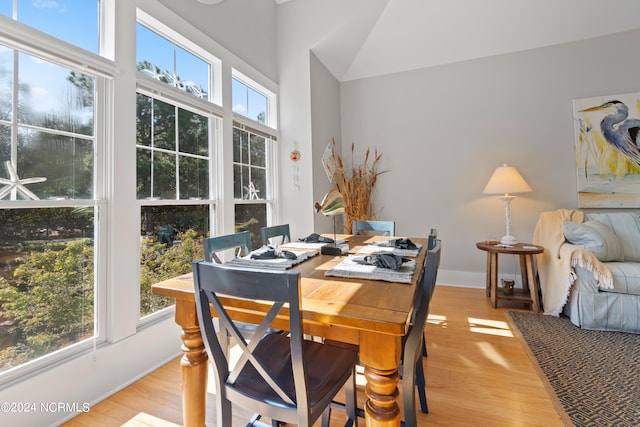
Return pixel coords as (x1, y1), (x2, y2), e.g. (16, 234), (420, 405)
(563, 220), (624, 262)
(602, 262), (640, 296)
(585, 212), (640, 262)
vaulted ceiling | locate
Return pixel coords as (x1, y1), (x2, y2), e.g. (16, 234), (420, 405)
(277, 0), (640, 81)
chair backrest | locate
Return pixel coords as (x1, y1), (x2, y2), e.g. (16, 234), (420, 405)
(352, 220), (395, 236)
(427, 228), (438, 250)
(203, 231), (251, 263)
(408, 239), (441, 341)
(261, 224), (291, 246)
(192, 261), (308, 424)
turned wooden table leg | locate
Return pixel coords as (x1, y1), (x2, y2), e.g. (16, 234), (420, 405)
(360, 331), (402, 427)
(175, 300), (208, 427)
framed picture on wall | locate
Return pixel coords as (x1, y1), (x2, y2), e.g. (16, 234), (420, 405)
(573, 92), (640, 207)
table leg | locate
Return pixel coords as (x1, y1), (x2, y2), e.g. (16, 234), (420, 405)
(490, 252), (498, 308)
(485, 252), (492, 297)
(175, 300), (208, 427)
(519, 255), (529, 291)
(359, 331), (402, 426)
(525, 255), (541, 313)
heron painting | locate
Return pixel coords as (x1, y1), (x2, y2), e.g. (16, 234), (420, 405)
(574, 92), (640, 208)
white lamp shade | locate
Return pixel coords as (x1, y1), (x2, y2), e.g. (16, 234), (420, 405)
(483, 164), (532, 195)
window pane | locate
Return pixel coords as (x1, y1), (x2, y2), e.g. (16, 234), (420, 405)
(179, 155), (208, 199)
(178, 108), (208, 156)
(232, 78), (267, 123)
(153, 98), (176, 151)
(176, 46), (208, 99)
(153, 151), (176, 199)
(2, 1), (99, 54)
(136, 94), (152, 147)
(136, 24), (174, 82)
(248, 88), (267, 124)
(18, 52), (94, 136)
(0, 207), (95, 373)
(136, 24), (209, 100)
(232, 127), (241, 163)
(136, 148), (151, 199)
(0, 123), (10, 163)
(250, 134), (265, 167)
(0, 47), (12, 121)
(17, 128), (93, 200)
(233, 163), (242, 199)
(140, 205), (208, 317)
(235, 203), (266, 249)
(232, 78), (247, 117)
(250, 167), (266, 200)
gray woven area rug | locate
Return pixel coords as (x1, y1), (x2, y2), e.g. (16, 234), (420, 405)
(506, 311), (640, 427)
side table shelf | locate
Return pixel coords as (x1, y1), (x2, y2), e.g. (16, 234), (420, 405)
(475, 242), (544, 312)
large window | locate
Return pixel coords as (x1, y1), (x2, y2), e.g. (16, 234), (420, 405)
(0, 3), (105, 376)
(232, 75), (277, 249)
(136, 20), (217, 318)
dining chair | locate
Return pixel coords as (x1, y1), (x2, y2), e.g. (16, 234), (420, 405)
(352, 220), (395, 236)
(203, 231), (251, 263)
(402, 238), (441, 427)
(261, 224), (291, 246)
(193, 261), (358, 427)
(423, 228), (438, 357)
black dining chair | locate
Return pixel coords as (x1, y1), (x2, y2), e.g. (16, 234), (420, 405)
(423, 228), (438, 357)
(193, 261), (358, 427)
(260, 224), (291, 247)
(352, 220), (395, 236)
(203, 231), (251, 263)
(402, 238), (441, 427)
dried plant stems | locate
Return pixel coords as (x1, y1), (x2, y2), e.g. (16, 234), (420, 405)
(329, 138), (386, 233)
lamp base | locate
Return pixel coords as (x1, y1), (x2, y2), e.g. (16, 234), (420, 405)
(500, 235), (518, 245)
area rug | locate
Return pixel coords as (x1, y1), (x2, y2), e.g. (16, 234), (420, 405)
(506, 311), (640, 427)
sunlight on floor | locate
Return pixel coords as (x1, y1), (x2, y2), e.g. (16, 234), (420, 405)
(427, 313), (447, 327)
(475, 341), (512, 369)
(467, 317), (514, 337)
(122, 412), (181, 427)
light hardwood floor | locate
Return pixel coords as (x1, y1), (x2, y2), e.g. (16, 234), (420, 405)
(63, 286), (565, 426)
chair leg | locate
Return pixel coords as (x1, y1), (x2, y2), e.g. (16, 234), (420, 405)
(321, 406), (331, 427)
(402, 358), (417, 427)
(415, 357), (428, 414)
(344, 368), (357, 426)
(422, 331), (428, 357)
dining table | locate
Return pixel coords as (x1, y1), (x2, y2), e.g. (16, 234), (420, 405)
(151, 234), (428, 427)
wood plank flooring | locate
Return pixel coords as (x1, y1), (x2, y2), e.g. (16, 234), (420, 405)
(62, 286), (565, 426)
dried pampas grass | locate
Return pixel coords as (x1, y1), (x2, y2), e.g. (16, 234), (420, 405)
(328, 138), (386, 233)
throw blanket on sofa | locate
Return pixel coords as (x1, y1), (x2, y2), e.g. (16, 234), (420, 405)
(533, 209), (613, 316)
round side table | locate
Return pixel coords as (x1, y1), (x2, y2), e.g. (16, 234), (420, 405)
(475, 242), (544, 312)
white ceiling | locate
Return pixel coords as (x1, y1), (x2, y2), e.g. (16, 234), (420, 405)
(277, 0), (640, 81)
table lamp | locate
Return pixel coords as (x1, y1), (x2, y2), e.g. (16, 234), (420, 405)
(483, 164), (532, 245)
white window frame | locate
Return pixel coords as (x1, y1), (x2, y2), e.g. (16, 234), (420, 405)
(0, 14), (112, 385)
(135, 10), (223, 322)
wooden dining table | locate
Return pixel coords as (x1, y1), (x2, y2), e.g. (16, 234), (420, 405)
(151, 235), (428, 427)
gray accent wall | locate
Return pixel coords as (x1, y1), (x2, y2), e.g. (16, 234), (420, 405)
(338, 28), (640, 286)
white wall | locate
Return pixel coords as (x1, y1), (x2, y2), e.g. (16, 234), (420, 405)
(339, 28), (640, 286)
(310, 52), (343, 233)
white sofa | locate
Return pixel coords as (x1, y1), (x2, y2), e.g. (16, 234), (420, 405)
(534, 210), (640, 334)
